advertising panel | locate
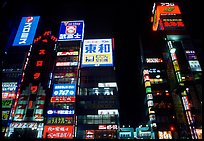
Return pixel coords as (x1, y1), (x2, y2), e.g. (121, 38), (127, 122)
(146, 58), (163, 63)
(86, 130), (94, 139)
(2, 92), (16, 99)
(13, 16), (40, 46)
(56, 62), (78, 66)
(185, 50), (197, 60)
(47, 116), (74, 124)
(43, 125), (73, 139)
(51, 96), (76, 103)
(2, 82), (18, 92)
(54, 72), (77, 78)
(98, 109), (119, 115)
(81, 39), (113, 67)
(57, 51), (78, 56)
(58, 20), (84, 41)
(98, 125), (118, 130)
(161, 18), (185, 30)
(152, 3), (181, 31)
(47, 110), (74, 116)
(158, 131), (172, 139)
(2, 99), (13, 108)
(52, 84), (76, 96)
(2, 110), (10, 120)
(188, 60), (202, 71)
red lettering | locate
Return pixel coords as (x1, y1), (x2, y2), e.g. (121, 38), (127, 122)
(33, 72), (41, 79)
(39, 49), (45, 55)
(30, 86), (38, 93)
(36, 61), (43, 66)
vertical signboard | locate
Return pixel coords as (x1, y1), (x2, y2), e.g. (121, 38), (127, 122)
(13, 16), (40, 46)
(81, 39), (113, 67)
(58, 20), (84, 41)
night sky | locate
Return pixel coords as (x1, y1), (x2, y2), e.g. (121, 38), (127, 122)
(1, 0), (201, 127)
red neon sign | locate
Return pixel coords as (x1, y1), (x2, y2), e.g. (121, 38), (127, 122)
(51, 96), (76, 103)
(43, 125), (73, 139)
(36, 61), (43, 66)
(33, 72), (41, 79)
(39, 49), (45, 55)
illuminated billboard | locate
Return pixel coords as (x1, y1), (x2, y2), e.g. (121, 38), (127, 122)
(2, 82), (17, 92)
(13, 16), (40, 46)
(47, 109), (74, 116)
(2, 110), (10, 120)
(2, 99), (13, 108)
(50, 96), (76, 103)
(52, 84), (76, 96)
(188, 60), (202, 71)
(47, 116), (74, 124)
(152, 3), (182, 31)
(81, 39), (113, 67)
(43, 125), (73, 139)
(146, 58), (163, 63)
(98, 109), (119, 115)
(58, 20), (84, 41)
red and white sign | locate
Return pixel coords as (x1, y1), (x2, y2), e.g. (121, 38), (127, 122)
(51, 96), (75, 103)
(98, 125), (107, 129)
(43, 125), (73, 139)
(57, 51), (78, 56)
(56, 62), (78, 66)
(98, 125), (118, 130)
(2, 92), (16, 99)
(146, 58), (163, 63)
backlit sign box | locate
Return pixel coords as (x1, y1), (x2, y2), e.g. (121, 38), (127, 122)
(47, 116), (74, 124)
(58, 20), (84, 41)
(81, 39), (113, 67)
(52, 84), (76, 96)
(13, 16), (40, 46)
(51, 96), (76, 103)
(2, 110), (10, 120)
(43, 125), (73, 139)
(2, 99), (13, 108)
(2, 82), (18, 92)
(47, 110), (75, 116)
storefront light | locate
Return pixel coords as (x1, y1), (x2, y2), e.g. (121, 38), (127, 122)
(170, 48), (176, 53)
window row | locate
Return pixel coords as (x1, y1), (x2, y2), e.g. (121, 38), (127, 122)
(80, 88), (116, 96)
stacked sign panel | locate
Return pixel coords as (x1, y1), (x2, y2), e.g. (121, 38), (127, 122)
(43, 20), (84, 139)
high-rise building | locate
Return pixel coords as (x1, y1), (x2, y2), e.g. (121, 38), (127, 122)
(139, 2), (202, 139)
(76, 38), (120, 139)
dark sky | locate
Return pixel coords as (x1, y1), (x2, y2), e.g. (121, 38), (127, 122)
(1, 0), (201, 127)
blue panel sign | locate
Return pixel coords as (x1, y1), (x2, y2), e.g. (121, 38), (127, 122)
(47, 110), (75, 116)
(13, 16), (40, 46)
(58, 20), (84, 41)
(52, 84), (76, 96)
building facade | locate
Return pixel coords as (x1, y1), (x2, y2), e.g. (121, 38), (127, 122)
(2, 18), (120, 139)
(139, 2), (202, 139)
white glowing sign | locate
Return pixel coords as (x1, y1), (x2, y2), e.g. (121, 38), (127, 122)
(146, 58), (163, 63)
(98, 109), (119, 115)
(56, 62), (78, 66)
(81, 39), (113, 67)
(98, 82), (117, 87)
(57, 51), (78, 56)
